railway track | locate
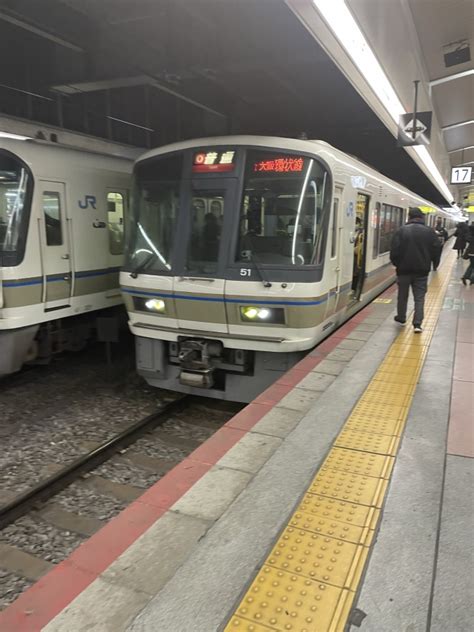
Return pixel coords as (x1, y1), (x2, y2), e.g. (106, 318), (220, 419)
(0, 394), (241, 610)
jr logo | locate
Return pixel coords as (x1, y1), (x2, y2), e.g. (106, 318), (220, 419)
(78, 195), (97, 209)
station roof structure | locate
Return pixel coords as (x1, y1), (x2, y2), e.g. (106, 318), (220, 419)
(0, 0), (471, 207)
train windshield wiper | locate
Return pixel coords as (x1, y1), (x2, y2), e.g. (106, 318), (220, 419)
(246, 233), (272, 288)
(129, 251), (156, 279)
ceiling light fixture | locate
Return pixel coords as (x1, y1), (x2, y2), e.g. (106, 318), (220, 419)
(312, 0), (453, 201)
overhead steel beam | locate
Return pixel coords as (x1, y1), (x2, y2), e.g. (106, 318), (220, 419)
(0, 10), (84, 53)
(442, 120), (474, 131)
(429, 69), (474, 87)
(52, 76), (150, 95)
(51, 74), (227, 119)
(448, 145), (474, 153)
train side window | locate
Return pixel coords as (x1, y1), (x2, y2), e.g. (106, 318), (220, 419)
(107, 192), (124, 255)
(372, 202), (381, 258)
(331, 198), (339, 258)
(43, 192), (62, 246)
(378, 204), (403, 255)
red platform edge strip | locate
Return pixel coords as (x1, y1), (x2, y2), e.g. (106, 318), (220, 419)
(0, 301), (383, 631)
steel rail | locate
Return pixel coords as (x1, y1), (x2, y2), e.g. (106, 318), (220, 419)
(0, 395), (190, 529)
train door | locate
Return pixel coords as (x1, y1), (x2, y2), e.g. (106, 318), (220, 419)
(173, 179), (235, 333)
(350, 192), (370, 301)
(106, 190), (127, 262)
(324, 187), (344, 318)
(106, 189), (127, 296)
(39, 181), (72, 308)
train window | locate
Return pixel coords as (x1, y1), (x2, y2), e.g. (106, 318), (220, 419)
(236, 150), (331, 267)
(43, 192), (62, 246)
(186, 191), (224, 274)
(0, 152), (32, 266)
(107, 192), (124, 255)
(126, 153), (182, 273)
(377, 204), (403, 255)
(331, 198), (339, 258)
(372, 202), (381, 259)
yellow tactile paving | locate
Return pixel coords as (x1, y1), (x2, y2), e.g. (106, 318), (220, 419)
(323, 447), (395, 479)
(224, 254), (455, 632)
(364, 381), (415, 395)
(343, 414), (405, 437)
(289, 509), (374, 547)
(387, 346), (428, 360)
(357, 390), (412, 407)
(266, 527), (369, 590)
(351, 400), (408, 421)
(335, 427), (400, 455)
(297, 493), (380, 530)
(372, 369), (420, 384)
(308, 468), (389, 507)
(227, 566), (355, 632)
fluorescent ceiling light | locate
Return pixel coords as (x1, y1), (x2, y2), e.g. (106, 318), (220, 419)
(430, 69), (474, 87)
(413, 146), (453, 200)
(312, 0), (404, 122)
(442, 120), (474, 131)
(0, 131), (32, 141)
(312, 0), (453, 201)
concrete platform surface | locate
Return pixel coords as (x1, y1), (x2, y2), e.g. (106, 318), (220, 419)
(0, 250), (471, 632)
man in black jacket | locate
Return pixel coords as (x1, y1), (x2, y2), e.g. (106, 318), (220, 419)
(390, 207), (440, 333)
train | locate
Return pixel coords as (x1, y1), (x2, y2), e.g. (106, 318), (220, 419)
(119, 135), (457, 402)
(0, 135), (132, 376)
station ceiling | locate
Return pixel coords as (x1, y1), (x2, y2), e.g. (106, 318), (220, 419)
(409, 0), (474, 169)
(0, 0), (468, 206)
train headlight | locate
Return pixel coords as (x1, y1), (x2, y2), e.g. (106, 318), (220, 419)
(240, 306), (284, 324)
(133, 296), (166, 314)
(145, 298), (166, 312)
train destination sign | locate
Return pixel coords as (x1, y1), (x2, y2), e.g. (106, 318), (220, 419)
(253, 156), (305, 173)
(192, 150), (236, 173)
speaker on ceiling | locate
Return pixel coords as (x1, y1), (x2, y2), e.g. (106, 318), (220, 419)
(444, 43), (471, 68)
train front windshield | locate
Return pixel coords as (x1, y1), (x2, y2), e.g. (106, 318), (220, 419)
(0, 152), (32, 267)
(126, 147), (331, 276)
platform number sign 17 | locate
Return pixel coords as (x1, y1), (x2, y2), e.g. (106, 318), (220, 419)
(450, 166), (472, 185)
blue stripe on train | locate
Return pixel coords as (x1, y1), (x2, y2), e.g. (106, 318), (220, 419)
(121, 286), (354, 307)
(3, 267), (121, 288)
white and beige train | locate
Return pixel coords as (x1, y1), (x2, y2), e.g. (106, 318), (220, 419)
(0, 136), (132, 376)
(115, 135), (454, 402)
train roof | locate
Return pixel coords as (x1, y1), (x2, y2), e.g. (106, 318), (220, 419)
(0, 135), (138, 163)
(0, 136), (135, 174)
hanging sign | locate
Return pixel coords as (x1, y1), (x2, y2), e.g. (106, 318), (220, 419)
(450, 166), (472, 185)
(397, 111), (432, 146)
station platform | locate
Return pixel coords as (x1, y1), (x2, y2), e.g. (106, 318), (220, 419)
(0, 250), (472, 632)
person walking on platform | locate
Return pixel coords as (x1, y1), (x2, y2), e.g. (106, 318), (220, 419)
(390, 207), (439, 333)
(461, 223), (474, 286)
(453, 221), (468, 258)
(432, 218), (448, 271)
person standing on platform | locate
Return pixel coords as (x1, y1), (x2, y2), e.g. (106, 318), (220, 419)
(432, 218), (448, 270)
(390, 207), (439, 333)
(461, 222), (474, 286)
(453, 221), (468, 258)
